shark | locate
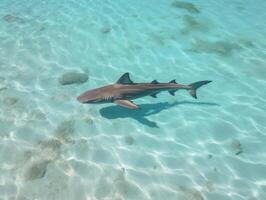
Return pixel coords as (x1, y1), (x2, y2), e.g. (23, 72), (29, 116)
(77, 72), (212, 109)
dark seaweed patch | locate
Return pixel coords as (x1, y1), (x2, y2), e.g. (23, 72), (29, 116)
(171, 1), (200, 14)
(181, 15), (208, 35)
(3, 96), (19, 106)
(22, 139), (62, 181)
(0, 87), (8, 92)
(54, 119), (75, 143)
(189, 38), (242, 56)
(3, 14), (24, 23)
(24, 161), (48, 181)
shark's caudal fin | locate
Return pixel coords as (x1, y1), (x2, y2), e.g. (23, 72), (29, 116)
(189, 80), (212, 99)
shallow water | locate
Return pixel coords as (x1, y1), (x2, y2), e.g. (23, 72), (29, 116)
(1, 0), (266, 199)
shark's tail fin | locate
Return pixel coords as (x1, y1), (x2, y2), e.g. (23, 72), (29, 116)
(189, 80), (212, 99)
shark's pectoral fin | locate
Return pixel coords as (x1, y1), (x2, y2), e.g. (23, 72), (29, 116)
(150, 94), (157, 98)
(114, 100), (140, 109)
(150, 92), (159, 98)
(169, 89), (178, 96)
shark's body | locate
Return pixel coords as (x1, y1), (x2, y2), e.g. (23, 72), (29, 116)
(77, 73), (211, 109)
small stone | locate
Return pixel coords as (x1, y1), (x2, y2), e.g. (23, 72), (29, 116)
(79, 138), (88, 144)
(231, 139), (243, 155)
(83, 115), (94, 124)
(101, 27), (111, 34)
(64, 137), (75, 144)
(204, 181), (214, 192)
(3, 14), (17, 22)
(178, 186), (204, 200)
(29, 110), (46, 120)
(39, 27), (45, 31)
(125, 136), (134, 145)
(115, 167), (126, 182)
(59, 71), (88, 85)
(208, 154), (213, 159)
(16, 195), (28, 200)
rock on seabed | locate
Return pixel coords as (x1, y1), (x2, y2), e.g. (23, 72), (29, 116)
(59, 71), (88, 85)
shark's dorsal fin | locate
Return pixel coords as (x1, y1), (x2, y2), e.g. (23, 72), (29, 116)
(169, 79), (177, 84)
(151, 80), (159, 84)
(116, 73), (133, 84)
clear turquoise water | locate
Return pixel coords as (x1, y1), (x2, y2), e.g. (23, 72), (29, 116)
(1, 0), (266, 199)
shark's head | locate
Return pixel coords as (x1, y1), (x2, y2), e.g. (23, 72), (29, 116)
(77, 89), (104, 104)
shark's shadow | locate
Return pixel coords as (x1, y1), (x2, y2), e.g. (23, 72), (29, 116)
(99, 101), (219, 128)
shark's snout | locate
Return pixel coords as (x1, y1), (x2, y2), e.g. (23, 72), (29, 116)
(77, 89), (102, 104)
(77, 94), (86, 103)
(77, 91), (92, 103)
